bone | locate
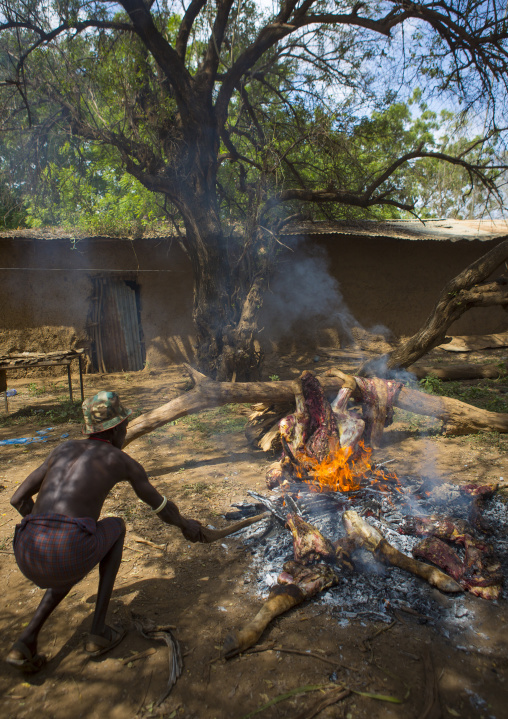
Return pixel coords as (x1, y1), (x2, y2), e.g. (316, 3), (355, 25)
(343, 510), (463, 593)
(223, 562), (339, 658)
(222, 584), (305, 658)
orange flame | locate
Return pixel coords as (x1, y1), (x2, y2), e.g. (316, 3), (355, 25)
(295, 440), (400, 494)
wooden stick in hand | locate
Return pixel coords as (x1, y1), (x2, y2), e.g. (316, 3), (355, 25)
(200, 512), (270, 542)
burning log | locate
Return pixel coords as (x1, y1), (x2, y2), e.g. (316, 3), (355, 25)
(342, 511), (463, 593)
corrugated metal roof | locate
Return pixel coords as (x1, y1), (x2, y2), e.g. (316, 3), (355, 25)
(1, 218), (508, 242)
(280, 219), (508, 241)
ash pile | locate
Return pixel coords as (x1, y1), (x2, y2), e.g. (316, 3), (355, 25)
(239, 477), (507, 623)
(222, 370), (507, 658)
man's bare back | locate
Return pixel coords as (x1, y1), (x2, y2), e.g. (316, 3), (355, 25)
(6, 390), (208, 673)
(27, 436), (168, 520)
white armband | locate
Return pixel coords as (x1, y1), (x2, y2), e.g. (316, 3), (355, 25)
(153, 496), (167, 514)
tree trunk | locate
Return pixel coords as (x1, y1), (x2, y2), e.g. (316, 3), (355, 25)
(123, 367), (508, 446)
(360, 239), (508, 376)
(176, 172), (268, 381)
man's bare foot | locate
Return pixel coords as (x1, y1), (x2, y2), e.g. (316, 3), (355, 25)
(85, 625), (127, 657)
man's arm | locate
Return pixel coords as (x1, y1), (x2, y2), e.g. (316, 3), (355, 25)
(125, 456), (208, 542)
(11, 455), (52, 517)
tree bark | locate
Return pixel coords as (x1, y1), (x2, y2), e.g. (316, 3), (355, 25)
(123, 367), (508, 447)
(360, 239), (508, 376)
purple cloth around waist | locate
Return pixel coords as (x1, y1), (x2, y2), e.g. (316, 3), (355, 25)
(13, 513), (124, 589)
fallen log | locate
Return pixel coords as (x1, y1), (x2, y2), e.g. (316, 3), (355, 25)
(123, 366), (508, 446)
(408, 362), (506, 381)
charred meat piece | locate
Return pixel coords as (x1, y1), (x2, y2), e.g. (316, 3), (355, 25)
(412, 536), (503, 600)
(222, 584), (304, 658)
(331, 387), (365, 450)
(412, 537), (464, 582)
(333, 536), (356, 571)
(268, 372), (340, 488)
(460, 483), (498, 533)
(283, 372), (339, 461)
(280, 412), (307, 456)
(400, 515), (472, 544)
(222, 563), (339, 658)
(301, 371), (339, 443)
(462, 536), (503, 600)
(279, 560), (339, 595)
(286, 513), (336, 565)
(305, 427), (340, 464)
(354, 377), (403, 447)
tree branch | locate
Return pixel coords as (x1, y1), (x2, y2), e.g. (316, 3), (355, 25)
(215, 8), (409, 126)
(118, 0), (193, 110)
(197, 0), (236, 88)
(176, 0), (208, 59)
(360, 239), (508, 375)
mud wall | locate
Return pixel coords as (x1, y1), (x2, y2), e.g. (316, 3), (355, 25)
(0, 234), (505, 374)
(0, 237), (196, 373)
(318, 235), (507, 338)
(257, 235), (507, 351)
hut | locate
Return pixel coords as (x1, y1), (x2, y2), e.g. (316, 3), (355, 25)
(0, 219), (506, 373)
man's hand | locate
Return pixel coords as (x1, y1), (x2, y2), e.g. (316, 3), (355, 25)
(181, 518), (210, 543)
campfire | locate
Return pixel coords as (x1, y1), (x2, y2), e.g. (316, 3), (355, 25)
(222, 371), (505, 658)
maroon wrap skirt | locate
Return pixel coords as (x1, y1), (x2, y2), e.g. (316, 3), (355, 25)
(13, 513), (124, 589)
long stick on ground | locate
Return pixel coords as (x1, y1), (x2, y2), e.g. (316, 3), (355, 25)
(123, 366), (508, 446)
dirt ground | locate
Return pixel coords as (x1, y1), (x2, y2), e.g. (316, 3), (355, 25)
(0, 349), (507, 719)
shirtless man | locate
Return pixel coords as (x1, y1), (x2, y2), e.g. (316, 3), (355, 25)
(6, 390), (208, 673)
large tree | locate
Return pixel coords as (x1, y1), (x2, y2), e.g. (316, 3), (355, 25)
(1, 1), (507, 379)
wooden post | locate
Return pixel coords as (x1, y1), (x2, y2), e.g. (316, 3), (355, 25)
(78, 354), (84, 402)
(0, 370), (7, 413)
(67, 363), (73, 402)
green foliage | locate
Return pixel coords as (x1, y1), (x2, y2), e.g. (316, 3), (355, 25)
(419, 374), (508, 413)
(173, 404), (248, 436)
(0, 4), (505, 241)
(0, 400), (82, 428)
(24, 143), (167, 235)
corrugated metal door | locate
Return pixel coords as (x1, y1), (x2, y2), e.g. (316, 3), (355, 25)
(90, 277), (145, 372)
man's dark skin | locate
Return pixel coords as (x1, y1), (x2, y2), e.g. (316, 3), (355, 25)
(8, 419), (207, 664)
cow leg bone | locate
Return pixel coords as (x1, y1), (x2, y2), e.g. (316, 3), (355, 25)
(222, 585), (304, 658)
(343, 510), (463, 593)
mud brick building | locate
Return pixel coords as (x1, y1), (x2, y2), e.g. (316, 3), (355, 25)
(0, 219), (506, 373)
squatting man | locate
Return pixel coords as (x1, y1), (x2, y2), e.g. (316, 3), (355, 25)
(6, 391), (210, 672)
